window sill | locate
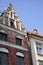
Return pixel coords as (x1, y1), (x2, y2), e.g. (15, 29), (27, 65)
(37, 53), (43, 56)
(0, 40), (28, 51)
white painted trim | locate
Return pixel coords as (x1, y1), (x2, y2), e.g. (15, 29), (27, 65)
(16, 35), (22, 39)
(0, 30), (5, 32)
(0, 40), (28, 51)
(8, 18), (10, 26)
(3, 16), (5, 24)
(0, 48), (9, 53)
(0, 24), (26, 36)
(16, 52), (24, 57)
(31, 36), (43, 41)
(14, 20), (17, 29)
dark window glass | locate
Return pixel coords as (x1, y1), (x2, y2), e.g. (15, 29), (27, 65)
(16, 37), (22, 46)
(10, 19), (15, 28)
(0, 52), (8, 65)
(10, 21), (13, 27)
(39, 60), (43, 65)
(11, 12), (12, 18)
(0, 32), (7, 41)
(16, 56), (24, 65)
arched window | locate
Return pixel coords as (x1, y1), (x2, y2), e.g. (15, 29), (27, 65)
(16, 52), (24, 65)
(0, 48), (9, 65)
(16, 52), (24, 57)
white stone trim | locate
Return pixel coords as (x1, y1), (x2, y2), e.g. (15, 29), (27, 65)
(16, 35), (22, 39)
(8, 18), (10, 26)
(0, 40), (28, 51)
(14, 20), (17, 29)
(0, 48), (9, 53)
(3, 16), (5, 24)
(0, 24), (26, 36)
(31, 36), (43, 41)
(0, 30), (6, 33)
(16, 52), (24, 57)
(30, 39), (38, 65)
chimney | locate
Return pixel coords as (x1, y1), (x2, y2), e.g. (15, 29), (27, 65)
(32, 29), (38, 34)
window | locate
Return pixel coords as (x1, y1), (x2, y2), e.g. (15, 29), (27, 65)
(36, 42), (43, 55)
(16, 37), (22, 46)
(39, 60), (43, 65)
(11, 12), (12, 18)
(10, 21), (14, 27)
(0, 52), (8, 65)
(16, 56), (24, 65)
(0, 32), (7, 41)
(10, 19), (15, 28)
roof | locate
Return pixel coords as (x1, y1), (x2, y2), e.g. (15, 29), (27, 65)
(27, 31), (43, 38)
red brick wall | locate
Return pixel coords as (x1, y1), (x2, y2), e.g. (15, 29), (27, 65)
(7, 31), (16, 44)
(0, 26), (28, 48)
(0, 44), (29, 65)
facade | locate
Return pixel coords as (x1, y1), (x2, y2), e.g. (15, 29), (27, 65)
(27, 29), (43, 65)
(0, 3), (43, 65)
(0, 4), (30, 65)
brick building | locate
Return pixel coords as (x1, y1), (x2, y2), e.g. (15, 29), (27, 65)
(0, 4), (30, 65)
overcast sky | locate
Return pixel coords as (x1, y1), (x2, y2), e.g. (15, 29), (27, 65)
(0, 0), (43, 35)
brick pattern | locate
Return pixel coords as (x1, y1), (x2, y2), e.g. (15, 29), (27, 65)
(0, 26), (27, 47)
(7, 31), (16, 44)
(0, 45), (29, 65)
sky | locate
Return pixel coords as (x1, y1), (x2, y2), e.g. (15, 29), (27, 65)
(0, 0), (43, 35)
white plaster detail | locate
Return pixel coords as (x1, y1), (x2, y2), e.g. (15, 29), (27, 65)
(12, 12), (14, 19)
(8, 18), (10, 26)
(14, 20), (17, 29)
(0, 40), (28, 51)
(0, 48), (9, 53)
(20, 22), (22, 31)
(16, 52), (24, 57)
(30, 39), (37, 65)
(3, 16), (5, 24)
(16, 35), (22, 39)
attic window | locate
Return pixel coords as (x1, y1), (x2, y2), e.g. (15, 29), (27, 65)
(10, 21), (13, 27)
(10, 19), (15, 28)
(16, 37), (22, 46)
(11, 12), (12, 18)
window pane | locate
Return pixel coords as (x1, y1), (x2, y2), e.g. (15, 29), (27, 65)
(0, 54), (1, 64)
(0, 32), (7, 41)
(10, 19), (15, 28)
(36, 42), (43, 55)
(39, 61), (43, 65)
(3, 53), (8, 65)
(16, 38), (22, 45)
(16, 56), (24, 65)
(0, 52), (8, 65)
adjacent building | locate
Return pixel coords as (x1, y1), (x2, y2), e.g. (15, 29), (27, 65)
(27, 29), (43, 65)
(0, 4), (30, 65)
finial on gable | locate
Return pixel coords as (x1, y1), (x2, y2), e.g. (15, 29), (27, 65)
(7, 3), (13, 11)
(32, 29), (38, 34)
(8, 3), (12, 8)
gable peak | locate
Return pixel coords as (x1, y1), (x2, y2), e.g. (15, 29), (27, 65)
(7, 3), (13, 11)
